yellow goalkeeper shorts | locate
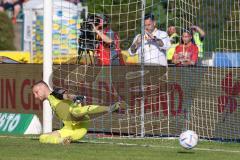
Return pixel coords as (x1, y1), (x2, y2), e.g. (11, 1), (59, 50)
(59, 121), (89, 141)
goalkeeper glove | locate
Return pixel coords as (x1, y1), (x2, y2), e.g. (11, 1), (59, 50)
(73, 95), (86, 104)
(50, 88), (66, 100)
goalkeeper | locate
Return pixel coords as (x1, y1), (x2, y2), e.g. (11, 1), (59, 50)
(32, 81), (120, 144)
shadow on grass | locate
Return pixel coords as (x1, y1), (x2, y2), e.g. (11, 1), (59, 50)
(177, 150), (195, 154)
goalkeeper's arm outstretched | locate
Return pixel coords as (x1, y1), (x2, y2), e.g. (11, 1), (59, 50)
(32, 80), (120, 144)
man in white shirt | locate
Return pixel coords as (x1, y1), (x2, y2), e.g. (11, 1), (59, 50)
(128, 13), (170, 66)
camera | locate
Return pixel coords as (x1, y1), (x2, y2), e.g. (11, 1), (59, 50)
(78, 15), (102, 51)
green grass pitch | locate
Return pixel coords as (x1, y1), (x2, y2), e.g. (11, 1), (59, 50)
(0, 136), (240, 160)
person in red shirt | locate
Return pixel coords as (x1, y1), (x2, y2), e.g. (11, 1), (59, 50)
(172, 30), (198, 66)
(91, 14), (122, 65)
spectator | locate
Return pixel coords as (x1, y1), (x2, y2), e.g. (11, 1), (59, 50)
(64, 0), (81, 5)
(0, 0), (24, 24)
(172, 30), (198, 66)
(191, 25), (205, 59)
(166, 25), (180, 64)
(128, 13), (170, 66)
(92, 14), (122, 65)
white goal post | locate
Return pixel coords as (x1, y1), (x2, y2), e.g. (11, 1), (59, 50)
(43, 0), (53, 133)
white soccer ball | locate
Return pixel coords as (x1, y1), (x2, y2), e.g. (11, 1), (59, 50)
(179, 130), (198, 149)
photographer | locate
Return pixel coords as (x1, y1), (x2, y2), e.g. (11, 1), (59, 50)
(78, 14), (122, 65)
(91, 14), (121, 65)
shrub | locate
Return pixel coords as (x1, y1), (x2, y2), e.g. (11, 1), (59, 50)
(0, 12), (15, 50)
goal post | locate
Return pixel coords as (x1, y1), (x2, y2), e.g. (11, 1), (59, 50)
(43, 0), (53, 133)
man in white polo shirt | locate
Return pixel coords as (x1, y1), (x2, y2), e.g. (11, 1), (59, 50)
(128, 13), (170, 66)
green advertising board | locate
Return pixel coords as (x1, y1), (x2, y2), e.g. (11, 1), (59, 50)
(0, 113), (42, 135)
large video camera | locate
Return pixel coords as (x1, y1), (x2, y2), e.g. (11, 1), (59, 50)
(78, 15), (102, 51)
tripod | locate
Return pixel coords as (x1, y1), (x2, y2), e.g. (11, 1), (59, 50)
(77, 48), (95, 65)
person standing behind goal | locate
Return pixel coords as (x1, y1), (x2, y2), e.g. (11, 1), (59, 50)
(128, 13), (170, 66)
(172, 29), (198, 66)
(91, 14), (123, 65)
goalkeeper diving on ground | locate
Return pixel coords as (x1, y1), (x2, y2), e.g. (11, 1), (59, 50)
(32, 80), (121, 144)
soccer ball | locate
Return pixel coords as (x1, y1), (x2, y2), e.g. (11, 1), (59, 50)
(179, 130), (198, 149)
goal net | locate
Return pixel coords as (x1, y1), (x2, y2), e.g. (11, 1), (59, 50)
(52, 0), (171, 138)
(44, 0), (240, 141)
(167, 0), (240, 141)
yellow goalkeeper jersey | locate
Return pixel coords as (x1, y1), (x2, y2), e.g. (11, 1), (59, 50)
(47, 95), (90, 125)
